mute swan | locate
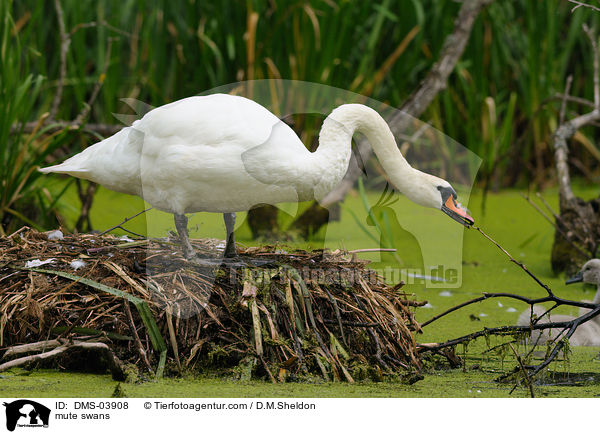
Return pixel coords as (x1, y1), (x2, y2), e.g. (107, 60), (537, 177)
(40, 94), (474, 259)
(517, 259), (600, 346)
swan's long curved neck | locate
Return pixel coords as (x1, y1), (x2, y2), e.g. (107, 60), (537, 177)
(315, 104), (430, 205)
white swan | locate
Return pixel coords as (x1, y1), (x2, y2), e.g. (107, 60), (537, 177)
(40, 94), (474, 258)
(517, 259), (600, 346)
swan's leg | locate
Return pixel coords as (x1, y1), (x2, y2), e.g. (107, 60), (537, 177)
(174, 213), (196, 259)
(223, 212), (237, 258)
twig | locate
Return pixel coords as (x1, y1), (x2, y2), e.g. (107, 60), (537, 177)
(420, 292), (547, 329)
(507, 342), (535, 398)
(323, 319), (378, 327)
(123, 301), (153, 373)
(419, 284), (600, 382)
(420, 312), (598, 352)
(258, 354), (277, 384)
(74, 179), (97, 232)
(70, 20), (132, 38)
(520, 193), (591, 258)
(474, 225), (555, 297)
(527, 305), (600, 377)
(322, 287), (346, 344)
(540, 93), (596, 109)
(568, 0), (600, 14)
(348, 248), (397, 254)
(559, 75), (573, 124)
(584, 24), (600, 110)
(536, 192), (561, 220)
(98, 207), (152, 236)
(11, 121), (122, 137)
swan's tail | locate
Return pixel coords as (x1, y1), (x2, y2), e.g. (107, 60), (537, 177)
(38, 132), (112, 179)
(39, 126), (143, 196)
(39, 156), (91, 177)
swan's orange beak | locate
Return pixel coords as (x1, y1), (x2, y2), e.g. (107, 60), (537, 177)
(441, 195), (474, 227)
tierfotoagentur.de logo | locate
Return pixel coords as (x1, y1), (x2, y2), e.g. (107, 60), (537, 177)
(3, 400), (50, 432)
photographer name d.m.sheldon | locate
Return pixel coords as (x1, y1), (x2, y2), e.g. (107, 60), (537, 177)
(255, 401), (316, 410)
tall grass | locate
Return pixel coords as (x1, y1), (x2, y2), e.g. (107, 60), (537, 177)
(0, 2), (66, 235)
(4, 0), (600, 229)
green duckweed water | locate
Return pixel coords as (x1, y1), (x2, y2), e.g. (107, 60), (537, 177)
(2, 183), (600, 397)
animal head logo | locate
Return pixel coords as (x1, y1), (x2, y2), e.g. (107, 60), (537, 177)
(3, 400), (50, 432)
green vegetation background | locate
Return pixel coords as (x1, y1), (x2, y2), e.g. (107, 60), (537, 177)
(3, 0), (600, 233)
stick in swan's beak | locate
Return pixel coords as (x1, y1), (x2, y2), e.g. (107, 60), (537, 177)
(441, 194), (474, 227)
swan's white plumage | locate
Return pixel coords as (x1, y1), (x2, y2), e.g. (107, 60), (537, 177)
(42, 94), (352, 214)
(40, 93), (459, 218)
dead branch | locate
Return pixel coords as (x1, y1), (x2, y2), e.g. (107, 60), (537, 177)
(508, 342), (535, 398)
(2, 339), (63, 358)
(123, 301), (153, 373)
(520, 193), (591, 258)
(554, 24), (600, 206)
(418, 221), (600, 382)
(559, 75), (573, 124)
(0, 341), (125, 380)
(420, 304), (600, 354)
(550, 24), (600, 273)
(420, 290), (595, 329)
(568, 0), (600, 13)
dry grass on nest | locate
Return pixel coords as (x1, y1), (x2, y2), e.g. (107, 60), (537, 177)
(0, 227), (425, 382)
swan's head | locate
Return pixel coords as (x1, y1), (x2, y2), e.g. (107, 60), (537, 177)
(566, 258), (600, 285)
(434, 180), (474, 227)
(387, 170), (474, 227)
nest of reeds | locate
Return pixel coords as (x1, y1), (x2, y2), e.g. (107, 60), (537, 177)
(0, 228), (424, 382)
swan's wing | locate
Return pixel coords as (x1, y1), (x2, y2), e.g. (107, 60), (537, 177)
(241, 120), (321, 200)
(137, 94), (316, 191)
